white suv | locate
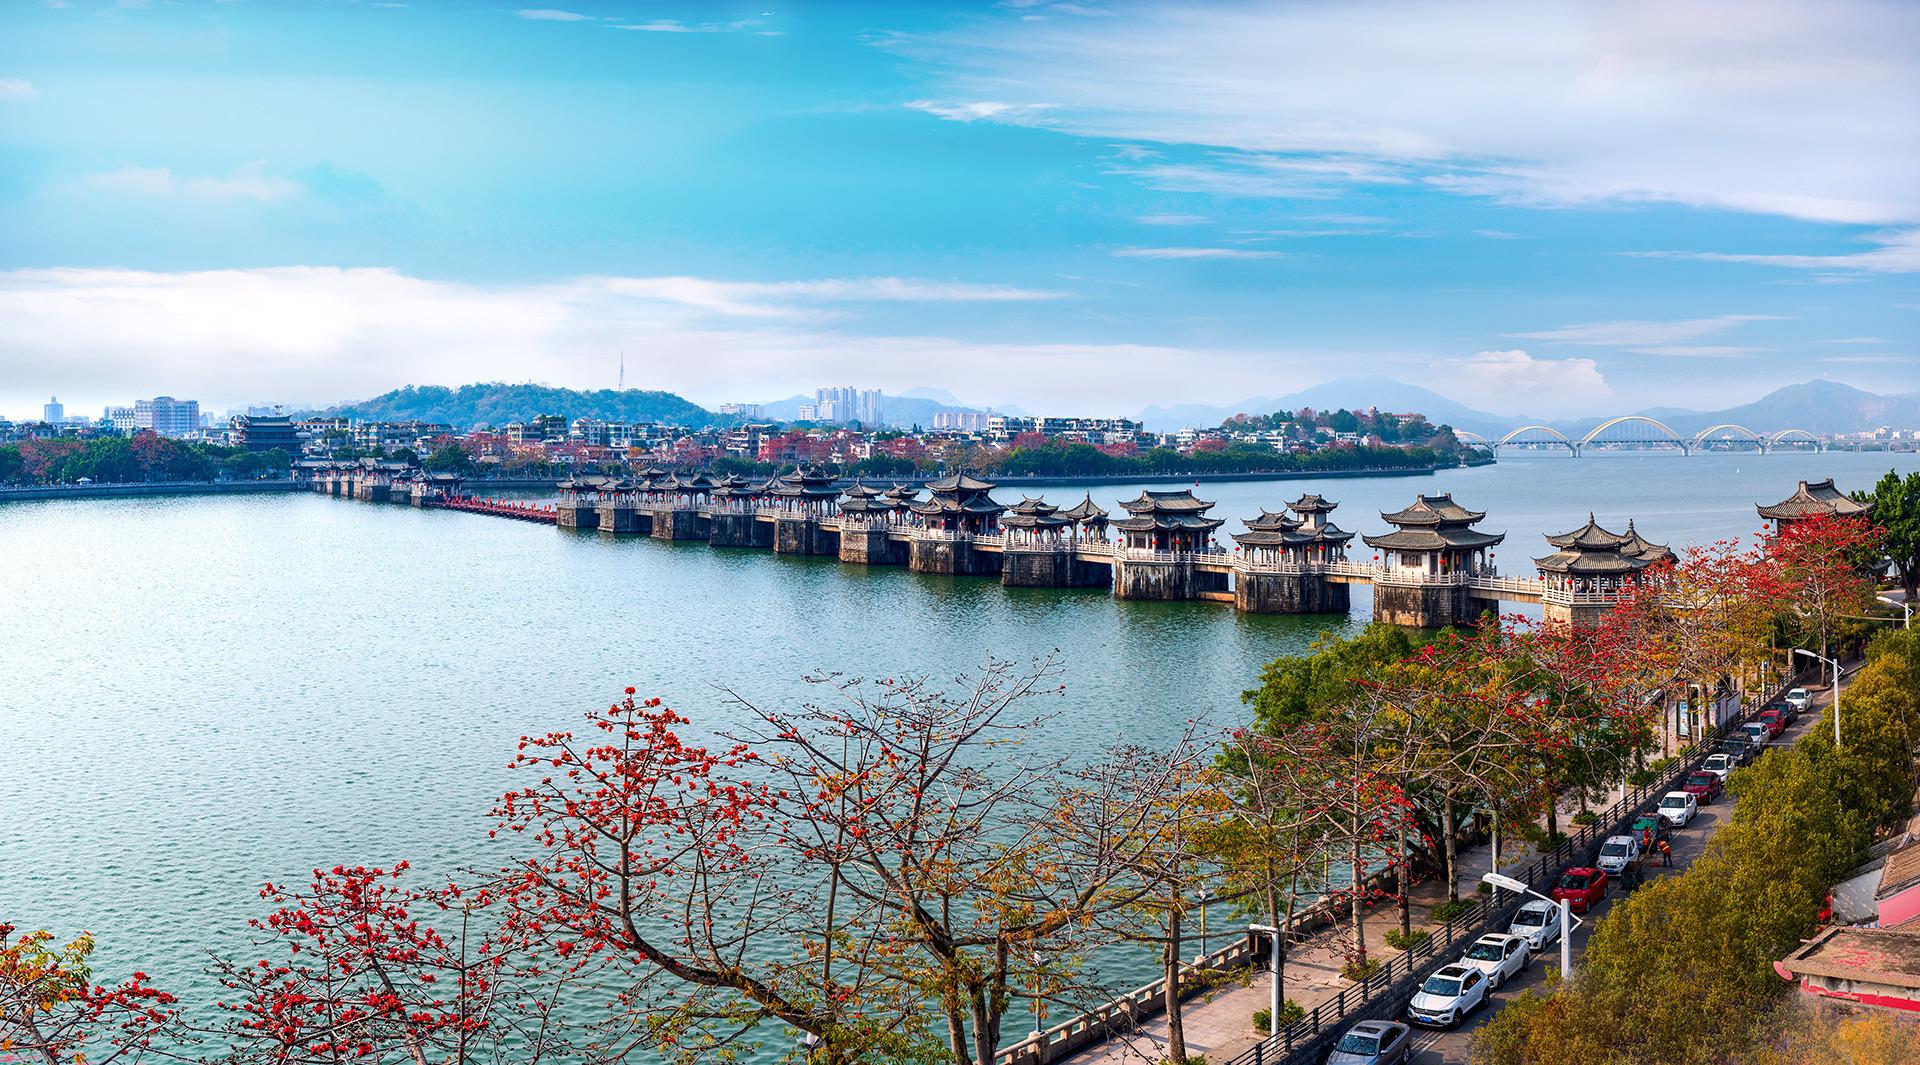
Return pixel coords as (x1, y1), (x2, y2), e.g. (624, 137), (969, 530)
(1507, 899), (1562, 952)
(1407, 963), (1487, 1028)
(1456, 932), (1530, 990)
(1785, 688), (1812, 711)
(1595, 834), (1642, 876)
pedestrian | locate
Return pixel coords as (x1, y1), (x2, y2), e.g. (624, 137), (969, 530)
(1658, 839), (1673, 867)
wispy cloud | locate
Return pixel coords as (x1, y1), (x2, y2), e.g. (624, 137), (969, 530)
(1821, 336), (1888, 345)
(1625, 345), (1767, 359)
(1111, 246), (1287, 260)
(897, 1), (1920, 226)
(516, 9), (592, 21)
(1626, 230), (1920, 274)
(905, 99), (1054, 123)
(1135, 213), (1209, 226)
(1473, 229), (1526, 240)
(79, 161), (301, 203)
(1817, 354), (1914, 364)
(0, 78), (37, 101)
(1505, 315), (1785, 347)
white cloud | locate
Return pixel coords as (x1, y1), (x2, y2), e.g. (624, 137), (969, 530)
(1818, 354), (1914, 364)
(0, 78), (37, 101)
(1110, 246), (1286, 260)
(1473, 229), (1527, 240)
(1135, 213), (1209, 226)
(79, 161), (301, 203)
(905, 99), (1055, 123)
(1430, 349), (1611, 417)
(1821, 336), (1889, 344)
(898, 0), (1920, 226)
(0, 267), (1125, 414)
(1627, 228), (1920, 274)
(1625, 345), (1766, 358)
(515, 9), (591, 21)
(1504, 314), (1785, 346)
(611, 16), (772, 33)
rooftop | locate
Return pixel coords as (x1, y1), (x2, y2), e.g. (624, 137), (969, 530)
(1778, 926), (1920, 990)
(1758, 478), (1869, 521)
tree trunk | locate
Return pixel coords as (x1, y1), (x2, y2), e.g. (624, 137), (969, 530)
(1164, 900), (1186, 1064)
(1351, 828), (1367, 965)
(1443, 790), (1459, 901)
(1398, 827), (1412, 937)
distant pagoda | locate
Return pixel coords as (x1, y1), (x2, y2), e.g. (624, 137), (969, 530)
(1363, 493), (1503, 577)
(910, 470), (1005, 535)
(1113, 489), (1223, 554)
(1757, 478), (1867, 534)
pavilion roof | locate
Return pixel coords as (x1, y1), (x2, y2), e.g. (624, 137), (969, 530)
(1120, 489), (1215, 514)
(1113, 514), (1225, 533)
(909, 495), (1006, 516)
(1379, 493), (1487, 527)
(1288, 493), (1338, 514)
(1008, 495), (1060, 517)
(1544, 513), (1633, 550)
(839, 496), (898, 514)
(1757, 478), (1868, 520)
(1233, 521), (1354, 549)
(925, 470), (998, 493)
(1060, 493), (1109, 522)
(1363, 526), (1505, 552)
(883, 483), (922, 503)
(841, 481), (886, 499)
(1618, 520), (1676, 564)
(1243, 509), (1302, 532)
(1003, 510), (1072, 529)
(1532, 546), (1650, 576)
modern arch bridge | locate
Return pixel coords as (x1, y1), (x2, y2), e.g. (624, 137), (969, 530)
(1456, 417), (1825, 456)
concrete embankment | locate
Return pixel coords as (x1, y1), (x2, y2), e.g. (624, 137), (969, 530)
(0, 477), (559, 503)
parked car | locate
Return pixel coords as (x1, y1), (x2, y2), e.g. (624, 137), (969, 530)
(1758, 710), (1786, 738)
(1630, 812), (1672, 848)
(1326, 1019), (1411, 1065)
(1720, 737), (1758, 766)
(1457, 932), (1531, 990)
(1701, 752), (1734, 780)
(1767, 699), (1798, 725)
(1785, 687), (1813, 711)
(1596, 834), (1643, 876)
(1507, 898), (1564, 952)
(1551, 866), (1609, 913)
(1682, 771), (1724, 804)
(1657, 790), (1698, 827)
(1741, 721), (1772, 749)
(1406, 964), (1488, 1029)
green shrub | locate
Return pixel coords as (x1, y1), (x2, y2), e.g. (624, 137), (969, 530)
(1340, 957), (1385, 982)
(1571, 811), (1597, 826)
(1433, 898), (1478, 922)
(1383, 927), (1431, 951)
(1250, 1000), (1304, 1034)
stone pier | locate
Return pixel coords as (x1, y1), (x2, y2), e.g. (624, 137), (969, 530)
(909, 537), (1001, 576)
(557, 504), (600, 531)
(708, 512), (770, 548)
(596, 502), (644, 534)
(773, 516), (839, 556)
(839, 526), (906, 566)
(1235, 571), (1350, 614)
(1372, 581), (1499, 628)
(650, 508), (707, 541)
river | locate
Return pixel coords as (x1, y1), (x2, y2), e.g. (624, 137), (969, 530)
(1, 449), (1914, 1054)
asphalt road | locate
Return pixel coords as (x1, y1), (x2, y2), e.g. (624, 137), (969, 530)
(1404, 681), (1840, 1064)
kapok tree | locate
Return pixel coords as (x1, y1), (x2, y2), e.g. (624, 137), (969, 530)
(214, 862), (567, 1065)
(486, 690), (889, 1064)
(1769, 513), (1883, 683)
(0, 923), (179, 1065)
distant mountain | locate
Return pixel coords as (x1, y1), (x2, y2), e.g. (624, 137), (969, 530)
(328, 383), (724, 430)
(1624, 380), (1920, 436)
(1138, 375), (1515, 436)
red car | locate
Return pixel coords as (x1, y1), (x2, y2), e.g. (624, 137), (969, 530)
(1682, 771), (1724, 803)
(1551, 866), (1609, 913)
(1758, 710), (1786, 738)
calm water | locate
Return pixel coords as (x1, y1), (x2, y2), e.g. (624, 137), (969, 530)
(2, 450), (1914, 1049)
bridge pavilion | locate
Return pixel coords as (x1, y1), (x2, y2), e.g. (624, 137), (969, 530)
(1757, 478), (1868, 535)
(1229, 494), (1356, 613)
(1110, 489), (1228, 600)
(1532, 514), (1673, 627)
(907, 471), (1005, 575)
(1363, 493), (1506, 626)
(837, 481), (909, 565)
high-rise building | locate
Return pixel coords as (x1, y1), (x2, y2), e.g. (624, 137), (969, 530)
(718, 402), (764, 418)
(103, 406), (137, 431)
(809, 386), (885, 425)
(42, 396), (64, 423)
(133, 396), (201, 437)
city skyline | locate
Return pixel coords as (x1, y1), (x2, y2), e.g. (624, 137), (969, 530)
(1, 1), (1916, 419)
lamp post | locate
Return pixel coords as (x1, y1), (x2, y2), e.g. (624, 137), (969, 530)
(1877, 594), (1912, 630)
(1247, 922), (1285, 1038)
(1792, 648), (1843, 747)
(1482, 872), (1583, 980)
(1197, 886), (1213, 962)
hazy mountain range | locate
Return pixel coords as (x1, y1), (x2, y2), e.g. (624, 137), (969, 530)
(1136, 376), (1920, 437)
(320, 378), (1919, 437)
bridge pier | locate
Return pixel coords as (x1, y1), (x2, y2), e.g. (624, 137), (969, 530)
(773, 516), (838, 556)
(909, 537), (1000, 576)
(595, 502), (643, 534)
(1372, 582), (1500, 628)
(650, 508), (706, 541)
(708, 512), (769, 548)
(1235, 571), (1349, 614)
(557, 503), (600, 531)
(839, 526), (906, 566)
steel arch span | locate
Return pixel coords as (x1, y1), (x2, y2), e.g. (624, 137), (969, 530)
(1767, 428), (1822, 450)
(1577, 415), (1689, 450)
(1454, 430), (1495, 449)
(1496, 425), (1579, 453)
(1692, 423), (1766, 450)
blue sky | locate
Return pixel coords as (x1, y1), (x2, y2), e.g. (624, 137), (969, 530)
(0, 0), (1915, 420)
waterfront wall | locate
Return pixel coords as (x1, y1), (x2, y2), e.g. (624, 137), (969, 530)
(0, 479), (303, 502)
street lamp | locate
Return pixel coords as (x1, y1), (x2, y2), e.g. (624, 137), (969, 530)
(1482, 872), (1583, 980)
(1792, 648), (1843, 747)
(1197, 886), (1214, 961)
(1247, 922), (1286, 1038)
(1878, 594), (1912, 630)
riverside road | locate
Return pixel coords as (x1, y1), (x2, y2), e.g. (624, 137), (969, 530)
(1410, 673), (1847, 1063)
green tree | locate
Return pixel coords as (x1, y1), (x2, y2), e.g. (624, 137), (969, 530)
(1860, 468), (1920, 600)
(1241, 624), (1421, 731)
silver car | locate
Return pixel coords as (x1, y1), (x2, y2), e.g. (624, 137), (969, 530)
(1327, 1019), (1412, 1065)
